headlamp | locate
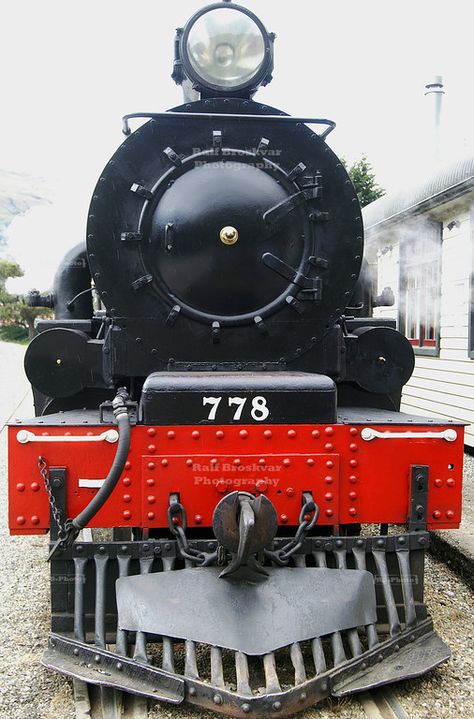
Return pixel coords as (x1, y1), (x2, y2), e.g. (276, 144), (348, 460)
(177, 2), (274, 96)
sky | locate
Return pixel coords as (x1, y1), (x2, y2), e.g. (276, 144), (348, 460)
(1, 0), (473, 291)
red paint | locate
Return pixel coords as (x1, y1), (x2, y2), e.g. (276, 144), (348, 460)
(8, 422), (464, 533)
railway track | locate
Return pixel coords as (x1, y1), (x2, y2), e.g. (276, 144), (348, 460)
(359, 688), (409, 719)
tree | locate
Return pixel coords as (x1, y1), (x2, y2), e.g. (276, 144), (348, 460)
(343, 155), (385, 208)
(0, 258), (50, 339)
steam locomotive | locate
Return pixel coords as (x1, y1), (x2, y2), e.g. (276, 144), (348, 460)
(9, 2), (464, 717)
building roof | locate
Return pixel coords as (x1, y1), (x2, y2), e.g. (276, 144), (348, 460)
(363, 154), (474, 232)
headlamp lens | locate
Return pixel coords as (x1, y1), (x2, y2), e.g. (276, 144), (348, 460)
(186, 7), (266, 89)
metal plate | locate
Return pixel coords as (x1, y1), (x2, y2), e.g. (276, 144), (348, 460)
(117, 566), (376, 655)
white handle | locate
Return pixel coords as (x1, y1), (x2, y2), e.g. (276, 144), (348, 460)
(361, 427), (457, 442)
(16, 429), (119, 444)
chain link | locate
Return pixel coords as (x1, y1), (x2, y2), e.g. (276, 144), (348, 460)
(38, 456), (66, 539)
(167, 499), (218, 567)
(265, 494), (319, 565)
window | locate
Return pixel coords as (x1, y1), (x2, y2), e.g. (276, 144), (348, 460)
(399, 219), (442, 355)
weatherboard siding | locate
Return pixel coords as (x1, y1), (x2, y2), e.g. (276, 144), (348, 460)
(400, 210), (474, 447)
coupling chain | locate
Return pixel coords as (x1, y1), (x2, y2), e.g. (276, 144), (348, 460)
(265, 492), (319, 565)
(38, 456), (79, 559)
(168, 496), (218, 567)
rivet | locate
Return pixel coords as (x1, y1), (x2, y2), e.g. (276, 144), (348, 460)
(192, 430), (200, 439)
(446, 510), (455, 519)
(161, 459), (169, 467)
(122, 494), (131, 503)
(147, 462), (155, 470)
(283, 458), (291, 466)
(398, 536), (406, 544)
(377, 539), (385, 547)
(99, 545), (106, 554)
(73, 648), (80, 656)
(31, 515), (40, 525)
(418, 536), (427, 546)
(256, 480), (268, 493)
(321, 682), (328, 691)
(116, 662), (123, 670)
(211, 458), (218, 465)
(288, 429), (296, 438)
(349, 427), (358, 436)
(325, 509), (333, 517)
(286, 487), (295, 497)
(122, 477), (131, 486)
(349, 475), (357, 484)
(349, 491), (357, 500)
(336, 539), (343, 548)
(148, 444), (156, 453)
(94, 654), (101, 664)
(410, 634), (416, 642)
(30, 482), (40, 492)
(378, 654), (384, 662)
(258, 458), (266, 466)
(147, 511), (155, 520)
(264, 430), (272, 439)
(194, 515), (202, 524)
(356, 539), (364, 547)
(272, 701), (282, 711)
(326, 460), (334, 469)
(361, 662), (367, 670)
(76, 546), (84, 553)
(324, 442), (334, 451)
(242, 703), (251, 713)
(432, 510), (442, 519)
(125, 461), (131, 470)
(280, 514), (288, 523)
(325, 427), (334, 436)
(186, 459), (193, 467)
(167, 430), (175, 439)
(394, 645), (400, 652)
(147, 428), (156, 437)
(147, 495), (155, 504)
(239, 429), (248, 438)
(324, 492), (333, 501)
(120, 545), (128, 552)
(213, 694), (223, 705)
(216, 430), (224, 439)
(123, 510), (132, 520)
(188, 686), (196, 696)
(434, 478), (443, 487)
(16, 516), (25, 525)
(349, 443), (358, 452)
(447, 478), (455, 487)
(146, 479), (155, 487)
(349, 507), (357, 517)
(299, 692), (307, 702)
(307, 458), (315, 466)
(216, 481), (227, 494)
(16, 483), (25, 492)
(312, 429), (320, 438)
(234, 458), (241, 465)
(350, 459), (358, 468)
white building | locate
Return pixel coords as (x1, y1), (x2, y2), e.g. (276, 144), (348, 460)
(363, 155), (474, 447)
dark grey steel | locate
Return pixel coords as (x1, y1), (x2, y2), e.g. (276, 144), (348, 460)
(116, 566), (377, 656)
(43, 634), (184, 704)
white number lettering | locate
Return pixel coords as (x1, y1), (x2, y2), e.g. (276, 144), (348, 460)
(251, 396), (270, 421)
(228, 396), (247, 420)
(203, 396), (222, 420)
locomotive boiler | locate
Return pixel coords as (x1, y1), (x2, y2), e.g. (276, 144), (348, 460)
(9, 2), (464, 716)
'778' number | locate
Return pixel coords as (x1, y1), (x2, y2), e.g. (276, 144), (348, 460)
(203, 396), (269, 422)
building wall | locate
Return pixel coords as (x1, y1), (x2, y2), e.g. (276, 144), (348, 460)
(370, 202), (474, 447)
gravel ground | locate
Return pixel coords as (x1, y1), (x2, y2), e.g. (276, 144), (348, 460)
(0, 341), (473, 719)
